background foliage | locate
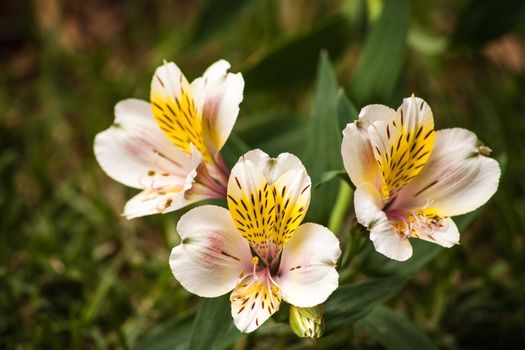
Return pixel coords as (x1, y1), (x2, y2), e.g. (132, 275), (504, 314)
(1, 0), (525, 348)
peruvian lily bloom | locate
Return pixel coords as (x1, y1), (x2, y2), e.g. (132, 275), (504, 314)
(169, 150), (341, 332)
(342, 96), (500, 261)
(94, 60), (244, 219)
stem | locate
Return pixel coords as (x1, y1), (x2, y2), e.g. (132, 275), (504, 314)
(328, 181), (354, 235)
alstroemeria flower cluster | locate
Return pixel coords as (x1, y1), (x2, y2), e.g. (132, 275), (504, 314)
(93, 58), (502, 338)
(169, 150), (341, 332)
(342, 96), (501, 261)
(94, 60), (244, 218)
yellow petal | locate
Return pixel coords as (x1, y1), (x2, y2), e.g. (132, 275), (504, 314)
(368, 96), (435, 197)
(150, 62), (212, 162)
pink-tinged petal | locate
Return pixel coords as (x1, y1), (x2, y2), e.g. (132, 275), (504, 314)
(123, 152), (201, 219)
(355, 183), (413, 261)
(184, 145), (228, 202)
(169, 205), (252, 298)
(230, 271), (281, 333)
(414, 217), (460, 248)
(124, 187), (194, 219)
(94, 99), (199, 190)
(341, 123), (383, 190)
(191, 60), (244, 155)
(396, 128), (501, 216)
(276, 223), (341, 308)
(358, 104), (395, 123)
(341, 103), (394, 188)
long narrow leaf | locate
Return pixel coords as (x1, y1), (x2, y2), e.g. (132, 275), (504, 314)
(304, 53), (344, 224)
(243, 16), (351, 90)
(324, 276), (407, 333)
(351, 0), (409, 105)
(358, 306), (438, 350)
(189, 295), (239, 350)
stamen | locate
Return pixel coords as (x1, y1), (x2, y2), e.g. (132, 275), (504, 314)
(252, 256), (259, 276)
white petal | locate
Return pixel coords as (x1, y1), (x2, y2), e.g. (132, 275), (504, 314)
(169, 205), (253, 298)
(396, 128), (501, 216)
(354, 183), (413, 261)
(203, 59), (232, 79)
(370, 223), (413, 261)
(342, 103), (395, 188)
(415, 217), (460, 248)
(358, 104), (395, 123)
(241, 149), (305, 184)
(151, 61), (190, 101)
(230, 271), (281, 333)
(341, 123), (383, 189)
(123, 155), (200, 219)
(191, 60), (244, 154)
(276, 223), (341, 307)
(124, 187), (192, 219)
(94, 99), (198, 190)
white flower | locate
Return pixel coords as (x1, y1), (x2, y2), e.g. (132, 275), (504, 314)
(341, 96), (501, 261)
(94, 60), (244, 219)
(169, 150), (341, 332)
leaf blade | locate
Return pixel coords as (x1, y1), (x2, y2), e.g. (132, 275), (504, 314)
(358, 305), (438, 350)
(351, 0), (410, 105)
(188, 295), (238, 350)
(304, 53), (344, 225)
(324, 276), (407, 333)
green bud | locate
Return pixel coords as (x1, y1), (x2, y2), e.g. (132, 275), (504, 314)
(289, 304), (325, 339)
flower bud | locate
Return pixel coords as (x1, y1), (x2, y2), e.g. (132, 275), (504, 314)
(289, 304), (325, 339)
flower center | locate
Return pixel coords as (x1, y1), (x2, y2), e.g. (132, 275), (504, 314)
(390, 208), (448, 238)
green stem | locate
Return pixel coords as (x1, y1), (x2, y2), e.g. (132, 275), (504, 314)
(328, 181), (354, 235)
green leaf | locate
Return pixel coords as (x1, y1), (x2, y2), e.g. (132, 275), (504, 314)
(243, 15), (351, 90)
(257, 126), (307, 158)
(358, 306), (437, 350)
(304, 53), (344, 224)
(220, 133), (251, 167)
(324, 276), (407, 333)
(211, 323), (244, 350)
(134, 296), (239, 350)
(235, 109), (303, 149)
(314, 170), (352, 190)
(189, 295), (239, 350)
(351, 0), (409, 105)
(337, 88), (359, 131)
(134, 312), (195, 350)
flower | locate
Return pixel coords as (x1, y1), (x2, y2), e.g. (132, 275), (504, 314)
(94, 60), (244, 219)
(169, 150), (341, 333)
(341, 96), (501, 261)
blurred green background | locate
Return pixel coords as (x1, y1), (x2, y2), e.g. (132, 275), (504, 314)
(2, 0), (525, 348)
